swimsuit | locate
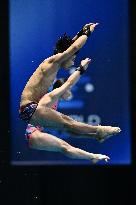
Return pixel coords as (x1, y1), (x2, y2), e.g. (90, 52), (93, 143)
(19, 102), (38, 123)
(25, 101), (58, 140)
(25, 124), (44, 140)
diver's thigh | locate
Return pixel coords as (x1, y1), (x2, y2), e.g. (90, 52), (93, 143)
(29, 105), (66, 128)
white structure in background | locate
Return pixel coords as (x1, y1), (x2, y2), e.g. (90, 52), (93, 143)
(85, 83), (94, 93)
(87, 114), (101, 125)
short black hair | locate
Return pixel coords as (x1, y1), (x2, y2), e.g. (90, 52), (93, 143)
(53, 78), (66, 90)
(53, 33), (74, 54)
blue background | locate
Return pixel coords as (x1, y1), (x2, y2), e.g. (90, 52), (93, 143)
(10, 0), (131, 165)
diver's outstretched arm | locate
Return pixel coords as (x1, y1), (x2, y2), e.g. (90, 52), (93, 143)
(54, 23), (98, 64)
(40, 23), (98, 72)
(43, 58), (91, 106)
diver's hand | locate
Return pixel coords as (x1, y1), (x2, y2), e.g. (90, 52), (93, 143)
(83, 23), (99, 33)
(75, 22), (99, 40)
(81, 58), (91, 70)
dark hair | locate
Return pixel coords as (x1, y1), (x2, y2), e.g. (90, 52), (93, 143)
(53, 33), (74, 54)
(53, 78), (66, 90)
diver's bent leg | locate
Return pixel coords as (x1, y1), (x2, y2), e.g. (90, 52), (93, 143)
(30, 105), (100, 134)
(29, 130), (109, 163)
(30, 105), (121, 136)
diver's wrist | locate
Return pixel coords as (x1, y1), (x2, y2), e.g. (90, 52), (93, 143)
(76, 65), (86, 75)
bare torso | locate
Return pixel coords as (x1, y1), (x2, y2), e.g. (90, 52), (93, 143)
(20, 57), (60, 108)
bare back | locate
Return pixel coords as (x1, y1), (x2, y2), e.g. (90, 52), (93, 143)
(20, 57), (60, 108)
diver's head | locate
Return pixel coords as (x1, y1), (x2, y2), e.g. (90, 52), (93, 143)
(53, 78), (72, 100)
(53, 33), (77, 69)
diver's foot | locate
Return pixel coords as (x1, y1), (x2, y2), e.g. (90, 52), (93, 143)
(90, 153), (110, 164)
(96, 125), (121, 143)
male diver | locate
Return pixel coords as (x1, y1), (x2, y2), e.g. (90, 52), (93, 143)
(19, 23), (121, 163)
(25, 58), (111, 163)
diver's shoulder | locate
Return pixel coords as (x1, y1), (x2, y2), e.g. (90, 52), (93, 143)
(43, 54), (63, 64)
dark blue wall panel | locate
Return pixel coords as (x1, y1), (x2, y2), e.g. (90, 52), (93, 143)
(10, 0), (130, 165)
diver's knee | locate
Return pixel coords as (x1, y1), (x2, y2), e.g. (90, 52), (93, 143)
(60, 141), (74, 155)
(60, 143), (70, 153)
(61, 114), (75, 128)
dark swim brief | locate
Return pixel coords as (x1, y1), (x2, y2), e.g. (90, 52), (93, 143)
(19, 102), (38, 123)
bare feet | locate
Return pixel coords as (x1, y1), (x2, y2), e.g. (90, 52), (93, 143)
(90, 154), (110, 164)
(95, 125), (121, 143)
